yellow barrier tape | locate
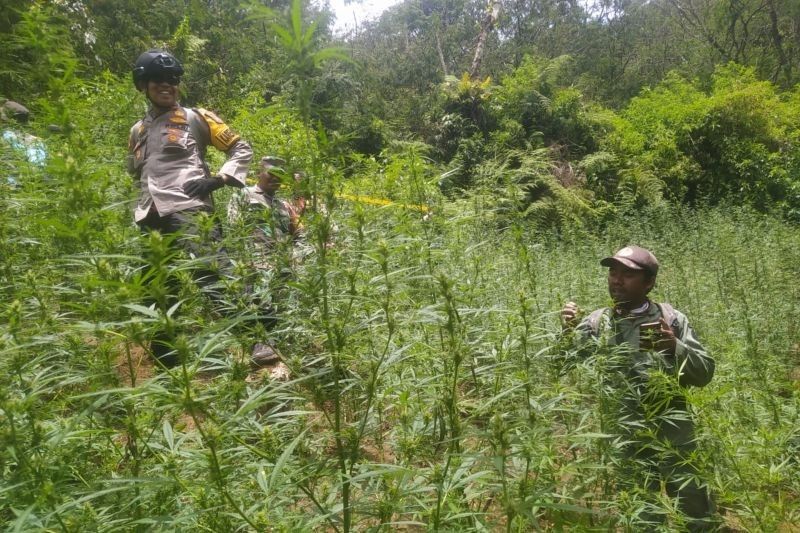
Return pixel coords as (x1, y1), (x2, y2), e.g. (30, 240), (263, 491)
(336, 193), (430, 213)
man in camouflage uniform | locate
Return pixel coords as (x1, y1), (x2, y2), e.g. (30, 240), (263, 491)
(228, 156), (309, 297)
(561, 245), (717, 530)
(227, 156), (304, 274)
(127, 49), (273, 366)
(227, 157), (306, 371)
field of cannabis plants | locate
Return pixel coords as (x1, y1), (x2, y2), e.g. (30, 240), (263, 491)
(2, 94), (799, 531)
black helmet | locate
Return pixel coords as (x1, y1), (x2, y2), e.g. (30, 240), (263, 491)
(132, 50), (184, 89)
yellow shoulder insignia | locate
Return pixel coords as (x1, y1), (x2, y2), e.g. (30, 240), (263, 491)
(197, 108), (240, 151)
(197, 108), (224, 124)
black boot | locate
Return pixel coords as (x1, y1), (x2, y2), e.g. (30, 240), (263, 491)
(150, 330), (178, 368)
(251, 342), (281, 367)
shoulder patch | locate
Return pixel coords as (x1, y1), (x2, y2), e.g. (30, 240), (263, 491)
(197, 108), (224, 124)
(197, 108), (240, 151)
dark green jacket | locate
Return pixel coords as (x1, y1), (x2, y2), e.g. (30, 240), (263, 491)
(575, 301), (714, 388)
(572, 300), (714, 446)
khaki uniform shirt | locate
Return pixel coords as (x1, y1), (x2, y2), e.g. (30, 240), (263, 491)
(127, 105), (252, 222)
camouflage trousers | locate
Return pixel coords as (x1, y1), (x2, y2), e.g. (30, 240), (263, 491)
(138, 207), (274, 366)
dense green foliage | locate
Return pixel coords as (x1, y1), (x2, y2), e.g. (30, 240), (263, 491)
(1, 0), (799, 530)
(2, 0), (799, 221)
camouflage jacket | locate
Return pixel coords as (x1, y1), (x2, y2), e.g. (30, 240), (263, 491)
(228, 185), (300, 249)
(575, 301), (714, 388)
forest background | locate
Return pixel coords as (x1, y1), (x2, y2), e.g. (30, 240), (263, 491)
(1, 0), (799, 531)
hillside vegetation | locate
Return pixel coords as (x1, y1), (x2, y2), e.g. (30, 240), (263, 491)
(1, 0), (799, 531)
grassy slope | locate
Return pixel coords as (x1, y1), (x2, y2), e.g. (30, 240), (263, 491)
(1, 90), (798, 531)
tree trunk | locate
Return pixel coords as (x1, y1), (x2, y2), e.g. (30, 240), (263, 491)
(435, 29), (448, 77)
(765, 0), (792, 84)
(469, 0), (500, 80)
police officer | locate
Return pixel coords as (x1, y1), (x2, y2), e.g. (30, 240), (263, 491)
(127, 49), (274, 366)
(561, 245), (718, 530)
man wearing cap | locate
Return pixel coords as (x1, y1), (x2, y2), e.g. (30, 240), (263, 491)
(227, 156), (304, 268)
(226, 157), (307, 368)
(126, 49), (277, 366)
(561, 245), (717, 530)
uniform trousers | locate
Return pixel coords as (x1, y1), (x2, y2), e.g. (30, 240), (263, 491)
(138, 206), (274, 366)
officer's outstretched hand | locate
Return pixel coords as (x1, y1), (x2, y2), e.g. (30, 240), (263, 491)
(561, 301), (580, 330)
(183, 176), (224, 198)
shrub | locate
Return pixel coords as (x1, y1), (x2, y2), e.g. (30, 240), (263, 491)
(610, 65), (800, 216)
